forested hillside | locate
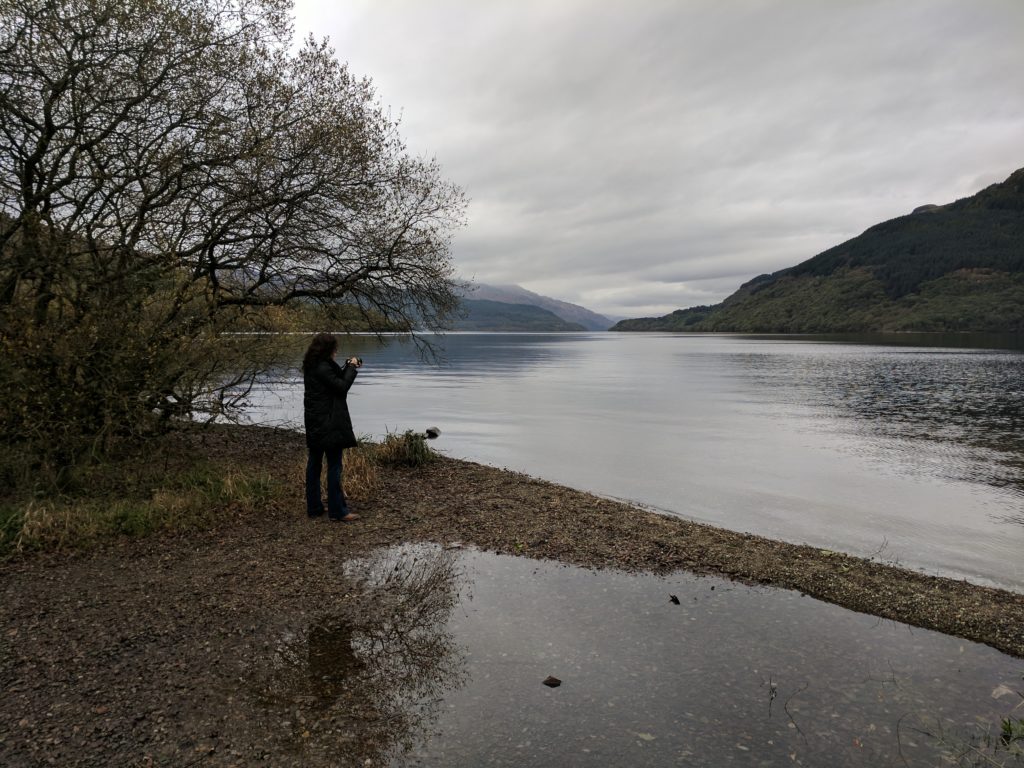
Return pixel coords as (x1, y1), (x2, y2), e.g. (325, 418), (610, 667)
(467, 283), (611, 330)
(453, 299), (587, 331)
(614, 168), (1024, 333)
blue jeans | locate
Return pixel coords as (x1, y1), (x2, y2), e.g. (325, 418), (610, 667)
(306, 445), (348, 518)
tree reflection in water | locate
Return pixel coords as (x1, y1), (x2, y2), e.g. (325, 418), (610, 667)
(256, 545), (466, 766)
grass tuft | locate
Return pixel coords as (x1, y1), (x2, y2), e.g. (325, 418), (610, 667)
(291, 441), (382, 504)
(373, 430), (436, 468)
(342, 443), (382, 501)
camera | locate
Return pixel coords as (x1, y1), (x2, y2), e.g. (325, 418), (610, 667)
(349, 356), (363, 367)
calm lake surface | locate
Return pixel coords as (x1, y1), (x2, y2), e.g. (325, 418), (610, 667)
(247, 332), (1024, 592)
(400, 546), (1023, 767)
(263, 544), (1024, 767)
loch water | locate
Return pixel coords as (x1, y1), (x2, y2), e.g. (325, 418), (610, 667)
(248, 332), (1024, 592)
(245, 334), (1024, 766)
(257, 543), (1024, 768)
(407, 546), (1022, 767)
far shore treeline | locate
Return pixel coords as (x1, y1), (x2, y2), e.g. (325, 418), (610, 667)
(614, 168), (1024, 334)
(0, 0), (466, 486)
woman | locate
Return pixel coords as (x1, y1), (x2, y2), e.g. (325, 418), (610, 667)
(302, 333), (362, 521)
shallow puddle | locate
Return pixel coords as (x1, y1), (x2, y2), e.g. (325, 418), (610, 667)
(258, 545), (1024, 767)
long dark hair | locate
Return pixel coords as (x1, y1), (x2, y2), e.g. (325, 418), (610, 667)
(302, 333), (337, 373)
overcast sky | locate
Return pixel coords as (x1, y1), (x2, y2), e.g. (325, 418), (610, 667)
(292, 0), (1024, 319)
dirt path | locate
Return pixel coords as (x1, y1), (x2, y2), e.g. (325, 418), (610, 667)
(2, 426), (1023, 766)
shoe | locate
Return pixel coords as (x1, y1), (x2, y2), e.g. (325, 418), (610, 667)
(328, 512), (360, 522)
(307, 509), (325, 519)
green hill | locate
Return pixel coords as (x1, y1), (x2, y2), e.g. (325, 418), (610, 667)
(613, 167), (1024, 333)
(453, 299), (587, 331)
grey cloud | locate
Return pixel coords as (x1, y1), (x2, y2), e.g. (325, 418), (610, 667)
(295, 0), (1024, 317)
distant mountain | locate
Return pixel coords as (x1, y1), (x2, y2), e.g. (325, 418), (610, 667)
(613, 167), (1024, 333)
(452, 299), (587, 331)
(467, 283), (611, 331)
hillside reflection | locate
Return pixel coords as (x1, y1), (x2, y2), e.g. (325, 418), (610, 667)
(253, 546), (466, 766)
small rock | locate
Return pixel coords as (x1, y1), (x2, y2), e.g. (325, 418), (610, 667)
(542, 676), (561, 688)
(669, 595), (680, 605)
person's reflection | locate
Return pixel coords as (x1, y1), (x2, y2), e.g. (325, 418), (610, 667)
(262, 549), (466, 764)
(307, 619), (361, 706)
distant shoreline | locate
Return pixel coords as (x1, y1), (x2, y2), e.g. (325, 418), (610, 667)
(602, 325), (1024, 344)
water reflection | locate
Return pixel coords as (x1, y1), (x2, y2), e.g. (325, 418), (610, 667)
(402, 548), (1024, 768)
(739, 332), (1024, 352)
(306, 620), (361, 705)
(253, 546), (466, 765)
(725, 344), (1024, 501)
(368, 332), (589, 373)
(253, 332), (591, 384)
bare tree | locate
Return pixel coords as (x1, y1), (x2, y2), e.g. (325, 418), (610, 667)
(0, 0), (465, 471)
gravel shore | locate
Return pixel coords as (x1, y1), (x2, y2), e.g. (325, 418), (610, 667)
(2, 425), (1022, 766)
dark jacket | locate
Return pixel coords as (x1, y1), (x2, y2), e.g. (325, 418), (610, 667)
(303, 358), (359, 449)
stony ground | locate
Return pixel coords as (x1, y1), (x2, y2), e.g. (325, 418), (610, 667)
(2, 425), (1023, 766)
